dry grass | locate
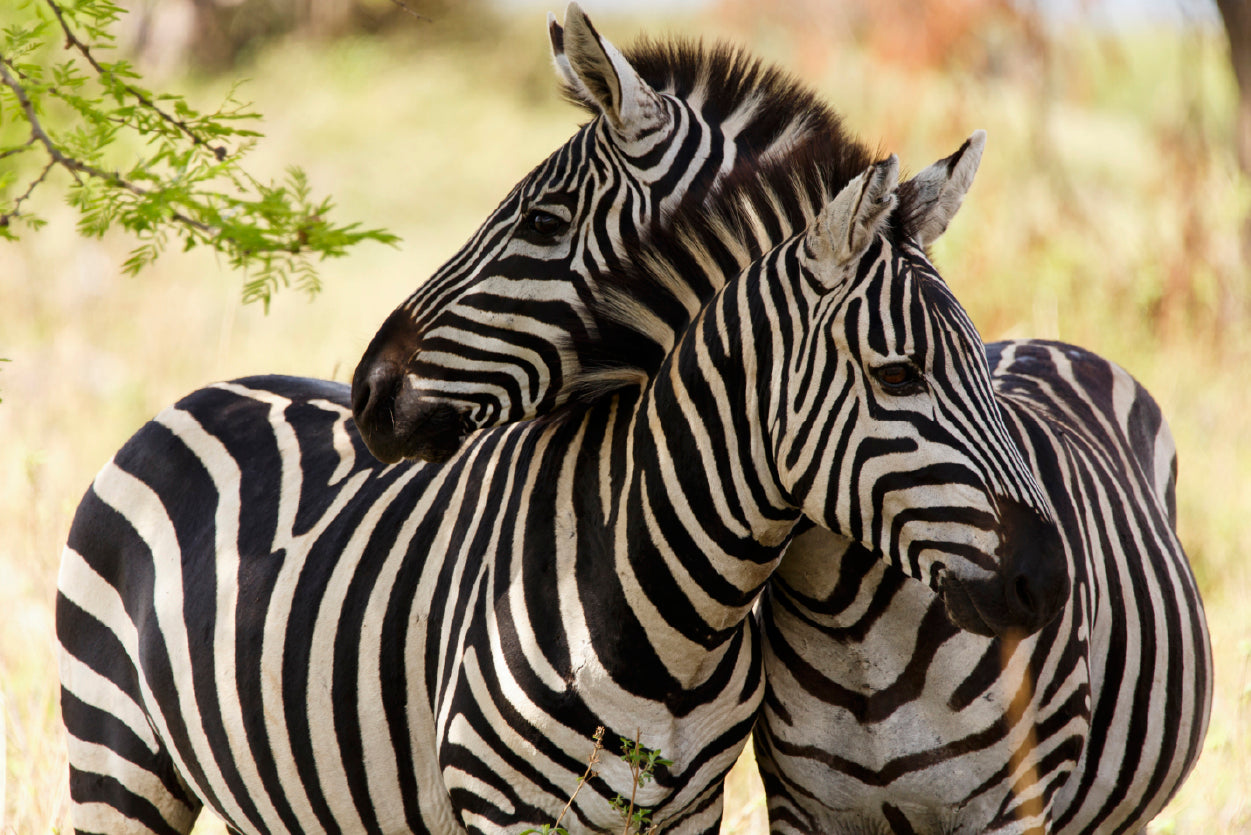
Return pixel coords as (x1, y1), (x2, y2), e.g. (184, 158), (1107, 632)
(1, 7), (1248, 833)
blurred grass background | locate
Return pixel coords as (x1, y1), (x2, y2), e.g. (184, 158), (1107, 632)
(2, 0), (1249, 832)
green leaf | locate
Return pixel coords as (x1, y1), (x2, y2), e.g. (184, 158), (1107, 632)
(0, 0), (398, 305)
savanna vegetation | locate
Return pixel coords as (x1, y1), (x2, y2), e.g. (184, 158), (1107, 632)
(1, 1), (1248, 832)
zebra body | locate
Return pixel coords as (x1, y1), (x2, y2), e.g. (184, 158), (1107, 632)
(59, 375), (765, 835)
(755, 339), (1211, 834)
(59, 150), (1066, 833)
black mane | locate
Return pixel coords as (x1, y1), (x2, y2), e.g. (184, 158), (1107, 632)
(570, 132), (937, 400)
(556, 36), (934, 404)
(562, 36), (840, 166)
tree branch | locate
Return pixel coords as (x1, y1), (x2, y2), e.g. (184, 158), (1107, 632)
(0, 2), (398, 304)
(387, 0), (432, 23)
(41, 0), (228, 160)
(0, 53), (214, 236)
(0, 136), (38, 161)
(1, 159), (56, 228)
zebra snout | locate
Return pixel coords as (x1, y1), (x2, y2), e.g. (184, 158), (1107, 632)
(393, 395), (470, 464)
(998, 498), (1069, 634)
(939, 500), (1069, 639)
(351, 361), (468, 464)
(351, 358), (409, 464)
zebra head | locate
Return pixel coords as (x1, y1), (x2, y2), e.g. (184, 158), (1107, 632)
(763, 135), (1069, 637)
(351, 3), (835, 463)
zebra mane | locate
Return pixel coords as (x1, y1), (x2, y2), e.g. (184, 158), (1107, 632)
(560, 36), (839, 166)
(556, 36), (938, 405)
(568, 131), (933, 402)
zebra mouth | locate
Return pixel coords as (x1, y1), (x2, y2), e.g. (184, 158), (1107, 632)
(353, 373), (470, 464)
(938, 576), (1000, 638)
(392, 397), (471, 463)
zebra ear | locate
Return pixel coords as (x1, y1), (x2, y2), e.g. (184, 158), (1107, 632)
(552, 3), (669, 144)
(810, 155), (899, 282)
(548, 12), (593, 105)
(901, 130), (986, 247)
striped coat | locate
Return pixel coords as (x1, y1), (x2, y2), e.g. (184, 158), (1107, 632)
(353, 115), (1212, 831)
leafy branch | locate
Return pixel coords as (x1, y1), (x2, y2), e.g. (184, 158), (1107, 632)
(0, 0), (399, 308)
(610, 731), (672, 835)
(521, 728), (672, 835)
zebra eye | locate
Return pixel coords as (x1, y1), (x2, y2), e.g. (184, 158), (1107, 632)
(871, 362), (925, 395)
(522, 209), (568, 240)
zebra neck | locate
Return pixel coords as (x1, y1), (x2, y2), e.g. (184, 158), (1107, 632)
(598, 271), (800, 635)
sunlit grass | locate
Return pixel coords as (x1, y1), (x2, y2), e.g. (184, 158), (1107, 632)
(2, 10), (1247, 833)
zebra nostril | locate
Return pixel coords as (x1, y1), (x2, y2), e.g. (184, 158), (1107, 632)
(351, 374), (374, 419)
(350, 359), (416, 464)
(1011, 572), (1038, 620)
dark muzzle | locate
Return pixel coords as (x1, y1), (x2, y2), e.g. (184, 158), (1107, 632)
(351, 358), (467, 465)
(940, 498), (1069, 639)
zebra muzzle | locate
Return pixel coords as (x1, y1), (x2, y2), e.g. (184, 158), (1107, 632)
(352, 359), (469, 464)
(938, 501), (1069, 638)
(392, 395), (471, 464)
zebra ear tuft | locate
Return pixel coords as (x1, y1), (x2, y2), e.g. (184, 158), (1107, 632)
(901, 129), (986, 247)
(557, 3), (669, 143)
(810, 155), (899, 280)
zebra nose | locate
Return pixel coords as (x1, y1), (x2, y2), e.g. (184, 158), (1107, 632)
(351, 359), (408, 464)
(998, 499), (1069, 633)
(939, 499), (1070, 639)
(351, 362), (469, 464)
(352, 306), (427, 463)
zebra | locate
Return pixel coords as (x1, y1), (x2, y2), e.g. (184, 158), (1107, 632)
(57, 141), (1068, 833)
(752, 338), (1211, 834)
(351, 2), (846, 464)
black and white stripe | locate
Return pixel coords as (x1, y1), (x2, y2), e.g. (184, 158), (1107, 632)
(356, 81), (1212, 830)
(557, 129), (1213, 833)
(57, 150), (1066, 833)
